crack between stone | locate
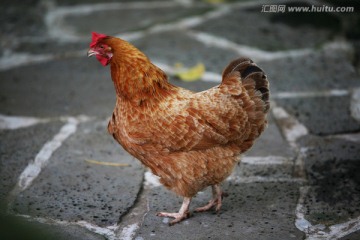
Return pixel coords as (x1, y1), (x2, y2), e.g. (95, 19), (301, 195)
(115, 170), (151, 239)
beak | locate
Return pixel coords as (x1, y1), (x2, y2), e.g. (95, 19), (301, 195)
(87, 49), (97, 57)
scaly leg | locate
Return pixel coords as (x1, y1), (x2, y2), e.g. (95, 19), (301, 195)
(156, 197), (191, 225)
(195, 184), (225, 212)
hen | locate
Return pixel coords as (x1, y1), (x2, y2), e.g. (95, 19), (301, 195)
(88, 32), (270, 225)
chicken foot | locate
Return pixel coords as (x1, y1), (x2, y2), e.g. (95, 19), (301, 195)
(156, 197), (191, 226)
(195, 184), (225, 212)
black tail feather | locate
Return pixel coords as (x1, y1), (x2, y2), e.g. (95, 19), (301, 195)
(222, 58), (270, 112)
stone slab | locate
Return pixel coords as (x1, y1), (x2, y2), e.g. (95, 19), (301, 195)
(259, 47), (359, 94)
(238, 157), (294, 178)
(340, 230), (360, 240)
(246, 112), (294, 158)
(0, 0), (46, 41)
(0, 213), (105, 240)
(13, 40), (88, 56)
(193, 2), (340, 51)
(298, 135), (360, 226)
(136, 182), (304, 239)
(239, 112), (296, 178)
(0, 56), (115, 118)
(57, 0), (170, 6)
(277, 95), (360, 135)
(10, 119), (144, 227)
(65, 7), (213, 38)
(0, 122), (63, 202)
(133, 31), (240, 74)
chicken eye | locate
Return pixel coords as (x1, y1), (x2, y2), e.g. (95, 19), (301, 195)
(99, 45), (104, 49)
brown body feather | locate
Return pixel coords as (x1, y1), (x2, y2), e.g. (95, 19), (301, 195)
(102, 37), (270, 198)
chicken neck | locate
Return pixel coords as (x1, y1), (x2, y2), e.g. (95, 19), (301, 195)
(109, 56), (176, 105)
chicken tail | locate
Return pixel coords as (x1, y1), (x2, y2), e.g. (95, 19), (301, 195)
(222, 58), (270, 112)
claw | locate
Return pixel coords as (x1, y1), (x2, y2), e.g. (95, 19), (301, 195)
(195, 185), (226, 213)
(156, 197), (191, 226)
(156, 211), (191, 226)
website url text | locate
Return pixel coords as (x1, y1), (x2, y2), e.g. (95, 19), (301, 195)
(261, 5), (354, 13)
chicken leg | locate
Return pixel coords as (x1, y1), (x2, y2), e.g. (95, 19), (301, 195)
(195, 184), (225, 212)
(156, 197), (191, 225)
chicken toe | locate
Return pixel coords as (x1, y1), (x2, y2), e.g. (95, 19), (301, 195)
(156, 211), (190, 225)
(195, 185), (225, 212)
(156, 197), (191, 225)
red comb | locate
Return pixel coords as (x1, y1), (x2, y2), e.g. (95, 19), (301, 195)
(90, 32), (108, 47)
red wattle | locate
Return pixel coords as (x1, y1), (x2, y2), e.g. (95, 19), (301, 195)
(96, 54), (110, 66)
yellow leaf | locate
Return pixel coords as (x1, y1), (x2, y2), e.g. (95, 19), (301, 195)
(175, 63), (205, 82)
(85, 159), (130, 167)
(174, 62), (184, 69)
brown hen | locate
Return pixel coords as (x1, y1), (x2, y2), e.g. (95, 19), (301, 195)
(88, 32), (270, 225)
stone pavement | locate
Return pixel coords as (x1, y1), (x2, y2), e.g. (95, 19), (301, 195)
(0, 0), (360, 239)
